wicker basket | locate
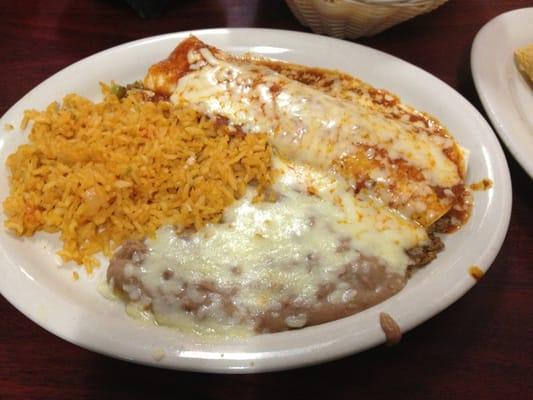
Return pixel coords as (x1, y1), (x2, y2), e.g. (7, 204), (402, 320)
(285, 0), (449, 39)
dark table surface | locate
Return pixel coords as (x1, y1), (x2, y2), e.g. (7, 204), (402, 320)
(1, 0), (532, 399)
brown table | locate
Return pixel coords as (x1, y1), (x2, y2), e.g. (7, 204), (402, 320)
(1, 1), (532, 399)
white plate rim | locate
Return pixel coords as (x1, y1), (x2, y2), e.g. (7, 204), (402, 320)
(471, 7), (533, 179)
(0, 28), (512, 373)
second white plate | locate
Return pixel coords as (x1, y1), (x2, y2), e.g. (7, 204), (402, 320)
(472, 7), (533, 178)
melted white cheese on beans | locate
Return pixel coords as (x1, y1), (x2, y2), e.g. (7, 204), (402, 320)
(127, 158), (428, 333)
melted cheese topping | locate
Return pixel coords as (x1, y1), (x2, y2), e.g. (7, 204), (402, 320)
(120, 38), (473, 334)
(126, 158), (428, 334)
(172, 58), (460, 187)
(146, 43), (466, 227)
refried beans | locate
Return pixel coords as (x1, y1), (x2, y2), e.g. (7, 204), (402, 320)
(107, 157), (435, 335)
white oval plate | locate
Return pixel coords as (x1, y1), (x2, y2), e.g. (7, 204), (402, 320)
(471, 7), (533, 178)
(0, 28), (511, 373)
